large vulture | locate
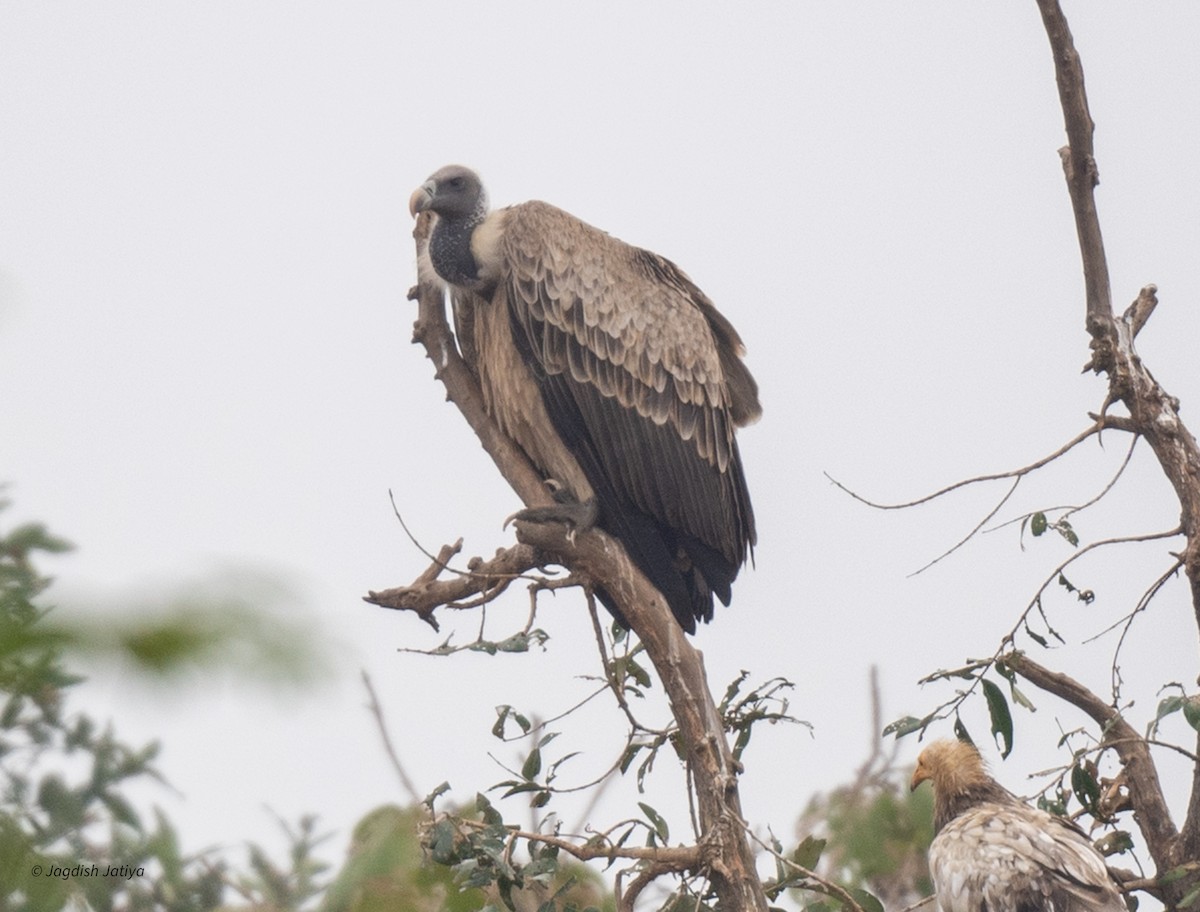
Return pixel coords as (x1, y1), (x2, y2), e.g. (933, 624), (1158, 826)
(911, 739), (1127, 912)
(408, 165), (759, 633)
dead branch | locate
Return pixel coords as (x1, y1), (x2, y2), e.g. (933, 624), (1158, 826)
(1036, 0), (1111, 326)
(370, 211), (768, 910)
(363, 539), (541, 630)
(1003, 652), (1179, 867)
(1037, 3), (1200, 897)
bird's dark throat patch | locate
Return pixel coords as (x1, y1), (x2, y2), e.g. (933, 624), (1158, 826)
(430, 216), (481, 288)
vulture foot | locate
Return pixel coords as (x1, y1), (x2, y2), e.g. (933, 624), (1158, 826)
(504, 483), (598, 543)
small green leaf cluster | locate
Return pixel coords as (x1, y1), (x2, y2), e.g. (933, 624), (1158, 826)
(718, 671), (810, 762)
(1024, 511), (1080, 548)
(1147, 685), (1200, 740)
(419, 791), (612, 912)
(884, 659), (1035, 759)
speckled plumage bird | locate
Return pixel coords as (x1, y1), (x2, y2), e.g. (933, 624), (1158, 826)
(409, 165), (759, 633)
(911, 740), (1127, 912)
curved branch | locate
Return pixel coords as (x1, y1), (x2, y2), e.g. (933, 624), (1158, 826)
(825, 423), (1103, 511)
(1003, 652), (1179, 869)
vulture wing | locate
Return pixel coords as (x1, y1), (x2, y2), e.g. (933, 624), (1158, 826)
(930, 802), (1127, 912)
(498, 201), (759, 630)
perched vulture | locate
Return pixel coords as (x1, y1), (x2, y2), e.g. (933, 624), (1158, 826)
(911, 739), (1126, 912)
(408, 165), (759, 633)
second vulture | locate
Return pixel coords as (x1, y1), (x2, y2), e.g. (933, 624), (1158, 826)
(409, 165), (760, 633)
(912, 739), (1127, 912)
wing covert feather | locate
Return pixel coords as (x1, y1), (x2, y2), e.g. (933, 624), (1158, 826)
(501, 201), (752, 472)
(498, 200), (757, 566)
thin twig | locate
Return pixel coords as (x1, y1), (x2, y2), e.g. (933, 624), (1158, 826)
(825, 423), (1102, 511)
(747, 828), (868, 912)
(361, 670), (424, 805)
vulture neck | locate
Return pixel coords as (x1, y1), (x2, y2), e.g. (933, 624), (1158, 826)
(933, 778), (1015, 833)
(430, 208), (488, 292)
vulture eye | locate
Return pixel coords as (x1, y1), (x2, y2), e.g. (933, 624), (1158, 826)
(448, 177), (465, 188)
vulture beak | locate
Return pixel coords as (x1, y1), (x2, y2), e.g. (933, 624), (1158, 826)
(910, 762), (929, 792)
(408, 180), (435, 217)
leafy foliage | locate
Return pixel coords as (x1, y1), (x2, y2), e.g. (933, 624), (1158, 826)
(410, 795), (613, 912)
(0, 506), (336, 911)
(794, 755), (933, 911)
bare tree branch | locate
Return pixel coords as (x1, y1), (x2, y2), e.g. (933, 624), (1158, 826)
(825, 422), (1105, 511)
(1003, 652), (1179, 865)
(1036, 0), (1111, 326)
(1036, 4), (1200, 899)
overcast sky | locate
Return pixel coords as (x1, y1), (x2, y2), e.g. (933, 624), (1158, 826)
(2, 1), (1199, 900)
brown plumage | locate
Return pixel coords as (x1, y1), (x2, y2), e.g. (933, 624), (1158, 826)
(911, 740), (1126, 912)
(409, 165), (759, 633)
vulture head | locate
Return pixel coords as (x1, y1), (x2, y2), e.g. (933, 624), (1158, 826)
(911, 739), (988, 794)
(409, 164), (488, 221)
(911, 738), (1013, 832)
(409, 165), (496, 292)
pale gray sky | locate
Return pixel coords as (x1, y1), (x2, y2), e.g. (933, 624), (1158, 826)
(2, 1), (1198, 899)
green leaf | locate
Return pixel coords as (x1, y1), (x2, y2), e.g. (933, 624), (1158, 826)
(619, 742), (643, 775)
(721, 670), (751, 709)
(851, 888), (885, 912)
(952, 716), (974, 746)
(424, 781), (451, 811)
(497, 781), (544, 799)
(522, 748), (542, 781)
(638, 802), (669, 843)
(624, 657), (652, 689)
(1055, 519), (1079, 547)
(1148, 695), (1185, 738)
(1031, 512), (1048, 536)
(981, 679), (1013, 757)
(792, 835), (825, 870)
(1183, 697), (1200, 732)
(1037, 792), (1068, 816)
(1071, 762), (1101, 815)
(429, 818), (459, 865)
(492, 705), (532, 740)
(1094, 830), (1134, 856)
(882, 715), (924, 739)
(1009, 682), (1037, 712)
(476, 792), (503, 825)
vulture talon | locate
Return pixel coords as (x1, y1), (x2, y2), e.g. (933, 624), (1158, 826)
(504, 499), (599, 540)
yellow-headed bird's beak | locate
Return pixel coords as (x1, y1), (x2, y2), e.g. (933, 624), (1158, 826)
(910, 760), (929, 792)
